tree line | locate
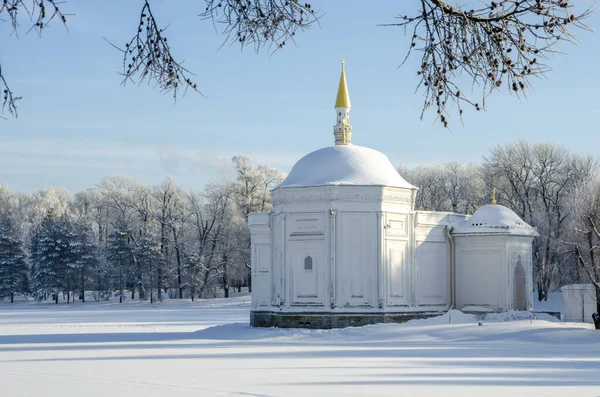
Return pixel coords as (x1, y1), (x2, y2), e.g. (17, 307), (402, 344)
(2, 141), (600, 312)
(0, 156), (284, 303)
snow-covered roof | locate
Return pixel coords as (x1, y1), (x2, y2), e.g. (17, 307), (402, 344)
(450, 204), (538, 237)
(278, 144), (415, 189)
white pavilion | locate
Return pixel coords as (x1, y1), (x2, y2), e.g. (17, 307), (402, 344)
(248, 62), (538, 328)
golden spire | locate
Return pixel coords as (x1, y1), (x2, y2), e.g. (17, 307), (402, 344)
(335, 60), (351, 109)
(491, 188), (497, 205)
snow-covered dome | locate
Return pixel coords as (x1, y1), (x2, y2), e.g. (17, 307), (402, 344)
(451, 204), (538, 236)
(278, 144), (415, 189)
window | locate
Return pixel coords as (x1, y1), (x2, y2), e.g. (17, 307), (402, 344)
(304, 256), (313, 271)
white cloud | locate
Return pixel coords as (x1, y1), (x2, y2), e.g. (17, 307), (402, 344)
(0, 138), (300, 193)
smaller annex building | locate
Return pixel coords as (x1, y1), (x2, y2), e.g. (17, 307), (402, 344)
(248, 62), (539, 328)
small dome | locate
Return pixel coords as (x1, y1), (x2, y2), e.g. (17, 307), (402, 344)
(278, 144), (414, 189)
(451, 204), (538, 236)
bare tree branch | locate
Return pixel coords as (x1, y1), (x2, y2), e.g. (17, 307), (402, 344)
(201, 0), (319, 52)
(0, 62), (20, 118)
(0, 0), (70, 118)
(107, 0), (202, 100)
(384, 0), (592, 127)
(1, 0), (69, 35)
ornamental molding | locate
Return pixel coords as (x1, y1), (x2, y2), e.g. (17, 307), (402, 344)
(272, 186), (413, 206)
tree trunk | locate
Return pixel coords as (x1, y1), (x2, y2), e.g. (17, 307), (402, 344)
(157, 267), (163, 301)
(596, 285), (600, 314)
(10, 292), (14, 304)
(594, 285), (600, 330)
(119, 268), (124, 303)
(543, 274), (551, 301)
(223, 259), (229, 299)
(136, 258), (146, 301)
(173, 227), (183, 299)
(81, 266), (85, 303)
(543, 236), (552, 301)
(158, 219), (167, 302)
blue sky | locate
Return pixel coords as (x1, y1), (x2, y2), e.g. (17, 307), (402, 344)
(1, 0), (599, 193)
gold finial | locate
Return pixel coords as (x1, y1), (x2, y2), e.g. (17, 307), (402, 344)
(335, 59), (351, 109)
(491, 188), (497, 205)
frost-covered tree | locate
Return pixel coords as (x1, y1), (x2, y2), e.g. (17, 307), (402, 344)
(563, 174), (600, 328)
(230, 156), (284, 291)
(156, 179), (190, 299)
(72, 189), (108, 246)
(152, 178), (182, 301)
(441, 163), (485, 214)
(0, 185), (19, 221)
(105, 221), (134, 303)
(219, 209), (252, 298)
(0, 218), (29, 303)
(30, 213), (73, 303)
(70, 222), (98, 302)
(2, 155), (281, 301)
(400, 162), (484, 213)
(485, 141), (597, 300)
(25, 188), (72, 227)
(133, 228), (163, 303)
(232, 156), (285, 218)
(191, 180), (236, 298)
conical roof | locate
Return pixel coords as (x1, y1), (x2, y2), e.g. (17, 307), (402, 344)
(334, 61), (351, 108)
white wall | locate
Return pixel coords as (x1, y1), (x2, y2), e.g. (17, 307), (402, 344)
(454, 236), (506, 310)
(416, 242), (449, 306)
(458, 250), (503, 308)
(385, 212), (410, 306)
(414, 213), (453, 308)
(337, 211), (378, 307)
(562, 285), (597, 323)
(248, 213), (272, 309)
(286, 212), (328, 306)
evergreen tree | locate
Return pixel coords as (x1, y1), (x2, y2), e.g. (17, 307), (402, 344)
(90, 254), (112, 302)
(0, 219), (29, 303)
(30, 214), (73, 303)
(105, 222), (134, 303)
(134, 230), (163, 303)
(70, 222), (98, 303)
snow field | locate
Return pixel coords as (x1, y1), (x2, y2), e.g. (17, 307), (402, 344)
(0, 295), (599, 397)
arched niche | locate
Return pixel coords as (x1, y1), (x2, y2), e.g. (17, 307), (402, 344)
(513, 256), (527, 311)
(304, 256), (313, 271)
